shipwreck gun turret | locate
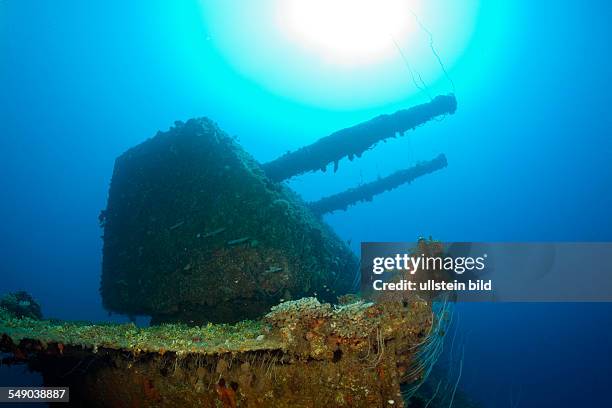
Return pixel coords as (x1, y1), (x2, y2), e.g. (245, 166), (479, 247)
(100, 95), (456, 324)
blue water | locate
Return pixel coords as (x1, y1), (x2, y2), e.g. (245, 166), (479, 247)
(1, 1), (611, 406)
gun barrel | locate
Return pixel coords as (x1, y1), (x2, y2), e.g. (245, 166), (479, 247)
(309, 154), (448, 215)
(263, 94), (456, 182)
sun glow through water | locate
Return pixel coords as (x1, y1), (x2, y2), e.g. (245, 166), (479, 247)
(277, 0), (417, 66)
(200, 0), (483, 108)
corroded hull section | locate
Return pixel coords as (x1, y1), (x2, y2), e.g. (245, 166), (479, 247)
(1, 298), (435, 407)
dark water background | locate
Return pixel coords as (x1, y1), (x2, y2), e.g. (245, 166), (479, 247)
(1, 1), (611, 406)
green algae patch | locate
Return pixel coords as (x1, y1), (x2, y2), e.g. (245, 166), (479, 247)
(0, 307), (279, 355)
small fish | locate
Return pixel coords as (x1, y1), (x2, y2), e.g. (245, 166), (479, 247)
(227, 237), (249, 246)
(198, 228), (226, 238)
(169, 220), (185, 230)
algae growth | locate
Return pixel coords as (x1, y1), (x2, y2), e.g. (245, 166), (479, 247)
(0, 307), (277, 355)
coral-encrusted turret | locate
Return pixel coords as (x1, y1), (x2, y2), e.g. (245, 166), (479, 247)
(100, 95), (456, 324)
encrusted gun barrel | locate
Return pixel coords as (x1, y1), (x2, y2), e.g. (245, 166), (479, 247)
(309, 154), (448, 215)
(262, 94), (457, 182)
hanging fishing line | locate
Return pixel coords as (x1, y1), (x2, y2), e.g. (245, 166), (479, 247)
(390, 8), (456, 99)
(408, 9), (456, 94)
(392, 37), (433, 100)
